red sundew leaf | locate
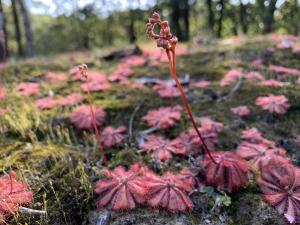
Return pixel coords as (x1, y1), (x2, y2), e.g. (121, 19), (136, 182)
(268, 65), (300, 76)
(143, 45), (187, 62)
(35, 97), (58, 110)
(131, 83), (145, 89)
(113, 64), (134, 78)
(257, 161), (300, 224)
(129, 162), (156, 177)
(122, 56), (146, 67)
(56, 93), (84, 106)
(177, 167), (202, 190)
(241, 128), (263, 143)
(260, 79), (285, 88)
(172, 118), (223, 156)
(45, 72), (68, 83)
(0, 84), (5, 101)
(109, 74), (128, 83)
(0, 63), (6, 71)
(73, 70), (108, 82)
(143, 49), (169, 62)
(220, 68), (243, 86)
(256, 95), (290, 115)
(190, 80), (211, 88)
(140, 135), (186, 161)
(245, 71), (265, 81)
(118, 77), (131, 85)
(69, 66), (81, 77)
(269, 34), (298, 44)
(250, 59), (263, 68)
(187, 126), (219, 152)
(80, 82), (111, 92)
(170, 132), (199, 156)
(152, 84), (180, 98)
(277, 41), (293, 49)
(0, 172), (33, 222)
(293, 46), (300, 54)
(146, 172), (193, 213)
(200, 151), (250, 193)
(70, 105), (106, 130)
(16, 82), (40, 97)
(94, 166), (148, 211)
(231, 105), (251, 117)
(241, 128), (274, 146)
(142, 105), (183, 130)
(236, 142), (290, 171)
(200, 117), (224, 134)
(100, 126), (127, 148)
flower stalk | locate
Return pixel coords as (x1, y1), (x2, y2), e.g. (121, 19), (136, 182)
(78, 64), (107, 165)
(146, 12), (217, 164)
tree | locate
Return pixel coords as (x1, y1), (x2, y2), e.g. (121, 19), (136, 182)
(169, 0), (182, 40)
(216, 0), (225, 38)
(257, 0), (278, 33)
(239, 0), (248, 34)
(74, 4), (97, 49)
(206, 0), (215, 32)
(227, 4), (238, 36)
(128, 9), (137, 44)
(0, 0), (7, 61)
(181, 0), (190, 40)
(278, 0), (300, 35)
(18, 0), (35, 57)
(168, 0), (190, 41)
(11, 0), (23, 57)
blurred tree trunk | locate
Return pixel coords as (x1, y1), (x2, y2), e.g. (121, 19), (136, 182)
(106, 15), (113, 45)
(18, 0), (35, 57)
(231, 12), (238, 36)
(169, 0), (182, 40)
(257, 0), (278, 33)
(11, 0), (23, 57)
(0, 0), (7, 61)
(182, 0), (190, 41)
(217, 0), (225, 38)
(263, 0), (277, 33)
(82, 33), (89, 49)
(295, 0), (300, 35)
(206, 0), (215, 32)
(169, 0), (190, 41)
(239, 0), (248, 34)
(128, 9), (136, 44)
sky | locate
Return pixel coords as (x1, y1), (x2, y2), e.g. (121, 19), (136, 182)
(3, 0), (294, 16)
(26, 0), (157, 16)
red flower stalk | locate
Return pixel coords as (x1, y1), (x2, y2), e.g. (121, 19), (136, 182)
(76, 64), (107, 165)
(146, 12), (216, 163)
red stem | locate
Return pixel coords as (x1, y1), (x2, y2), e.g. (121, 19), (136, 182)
(84, 77), (108, 165)
(166, 49), (217, 164)
(9, 173), (13, 193)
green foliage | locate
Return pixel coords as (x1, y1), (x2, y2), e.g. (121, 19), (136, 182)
(199, 186), (232, 208)
(277, 0), (300, 35)
(3, 0), (300, 57)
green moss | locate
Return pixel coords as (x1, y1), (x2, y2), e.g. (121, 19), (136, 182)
(110, 147), (142, 168)
(2, 37), (300, 224)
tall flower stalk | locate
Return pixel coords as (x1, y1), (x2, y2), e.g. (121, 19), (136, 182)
(146, 12), (216, 164)
(77, 64), (107, 165)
